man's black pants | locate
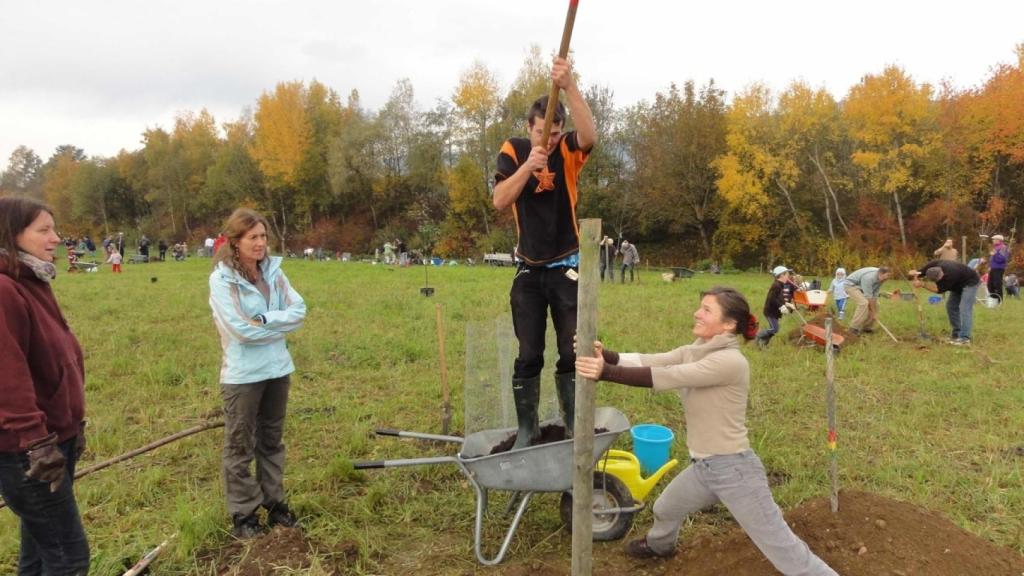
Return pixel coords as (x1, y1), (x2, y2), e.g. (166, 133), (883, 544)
(510, 265), (578, 379)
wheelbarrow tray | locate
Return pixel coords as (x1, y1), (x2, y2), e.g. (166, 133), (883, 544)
(801, 324), (845, 348)
(458, 406), (631, 492)
(354, 406), (634, 564)
(794, 289), (829, 307)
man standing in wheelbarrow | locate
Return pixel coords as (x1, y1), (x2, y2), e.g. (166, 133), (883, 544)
(492, 55), (596, 449)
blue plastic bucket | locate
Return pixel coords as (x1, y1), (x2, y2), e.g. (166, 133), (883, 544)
(630, 424), (674, 476)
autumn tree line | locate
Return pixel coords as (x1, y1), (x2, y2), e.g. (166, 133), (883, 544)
(2, 45), (1023, 273)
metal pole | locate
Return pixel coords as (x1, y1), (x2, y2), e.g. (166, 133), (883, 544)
(436, 303), (452, 435)
(825, 318), (838, 513)
(573, 218), (600, 576)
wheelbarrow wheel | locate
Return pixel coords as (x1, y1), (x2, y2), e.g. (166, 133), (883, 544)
(558, 471), (635, 541)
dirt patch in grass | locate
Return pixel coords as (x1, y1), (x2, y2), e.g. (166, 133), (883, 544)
(362, 490), (1024, 575)
(198, 527), (359, 575)
(501, 490), (1024, 576)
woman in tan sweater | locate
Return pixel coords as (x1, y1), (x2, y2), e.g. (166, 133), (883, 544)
(576, 286), (836, 575)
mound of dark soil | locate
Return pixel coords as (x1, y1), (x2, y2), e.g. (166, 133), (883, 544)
(199, 527), (358, 575)
(489, 425), (608, 455)
(577, 490), (1024, 576)
(201, 491), (1023, 575)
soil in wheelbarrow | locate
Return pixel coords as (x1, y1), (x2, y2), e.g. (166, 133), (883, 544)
(495, 490), (1024, 576)
(489, 424), (609, 455)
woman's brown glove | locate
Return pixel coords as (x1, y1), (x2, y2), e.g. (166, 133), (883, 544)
(26, 433), (66, 492)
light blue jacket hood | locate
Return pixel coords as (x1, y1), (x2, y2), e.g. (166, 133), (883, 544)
(208, 256), (306, 384)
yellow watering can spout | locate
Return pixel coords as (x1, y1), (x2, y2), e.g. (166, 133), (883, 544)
(596, 449), (679, 503)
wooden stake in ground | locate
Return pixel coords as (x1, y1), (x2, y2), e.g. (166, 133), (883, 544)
(435, 303), (452, 435)
(825, 318), (839, 513)
(540, 0), (580, 145)
(573, 218), (601, 576)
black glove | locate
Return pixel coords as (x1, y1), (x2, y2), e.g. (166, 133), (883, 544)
(26, 433), (66, 492)
(75, 421), (87, 459)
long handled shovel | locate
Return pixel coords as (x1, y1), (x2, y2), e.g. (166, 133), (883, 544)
(875, 318), (900, 343)
(539, 0), (580, 144)
(911, 284), (931, 340)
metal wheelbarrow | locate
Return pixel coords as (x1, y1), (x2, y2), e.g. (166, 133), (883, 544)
(353, 406), (638, 565)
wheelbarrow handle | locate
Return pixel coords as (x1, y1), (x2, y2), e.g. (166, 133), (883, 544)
(353, 460), (386, 469)
(374, 428), (464, 444)
(353, 456), (460, 470)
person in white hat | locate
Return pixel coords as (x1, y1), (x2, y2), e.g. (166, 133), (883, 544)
(754, 266), (794, 348)
(988, 234), (1009, 300)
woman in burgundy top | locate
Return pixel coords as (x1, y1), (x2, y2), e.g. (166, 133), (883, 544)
(0, 197), (90, 575)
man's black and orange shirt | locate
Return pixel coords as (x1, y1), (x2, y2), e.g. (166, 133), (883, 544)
(494, 132), (590, 266)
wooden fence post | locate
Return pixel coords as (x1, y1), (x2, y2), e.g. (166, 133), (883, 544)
(573, 218), (601, 575)
(825, 318), (839, 513)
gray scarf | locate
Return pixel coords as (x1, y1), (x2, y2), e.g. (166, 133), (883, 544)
(0, 248), (57, 283)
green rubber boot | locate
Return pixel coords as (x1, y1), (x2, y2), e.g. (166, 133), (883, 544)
(555, 372), (576, 439)
(512, 376), (541, 449)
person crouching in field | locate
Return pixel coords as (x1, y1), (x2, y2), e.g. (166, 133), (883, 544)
(575, 287), (837, 575)
(209, 208), (306, 538)
(841, 266), (891, 335)
(0, 197), (90, 575)
(1005, 272), (1021, 299)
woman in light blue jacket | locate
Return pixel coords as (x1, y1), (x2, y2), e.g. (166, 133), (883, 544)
(209, 208), (306, 538)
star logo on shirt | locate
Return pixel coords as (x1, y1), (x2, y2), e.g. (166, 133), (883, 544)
(533, 167), (556, 193)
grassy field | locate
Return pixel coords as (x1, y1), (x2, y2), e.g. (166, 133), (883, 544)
(2, 256), (1022, 574)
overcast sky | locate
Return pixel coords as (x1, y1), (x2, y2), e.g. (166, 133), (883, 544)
(2, 0), (1022, 168)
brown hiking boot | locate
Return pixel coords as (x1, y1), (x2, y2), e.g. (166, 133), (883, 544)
(624, 538), (676, 559)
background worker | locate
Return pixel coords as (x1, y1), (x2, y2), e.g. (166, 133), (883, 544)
(755, 265), (795, 349)
(910, 260), (981, 346)
(599, 236), (616, 282)
(842, 266), (891, 335)
(619, 240), (639, 283)
(933, 238), (958, 261)
(492, 55), (596, 449)
(988, 234), (1009, 301)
